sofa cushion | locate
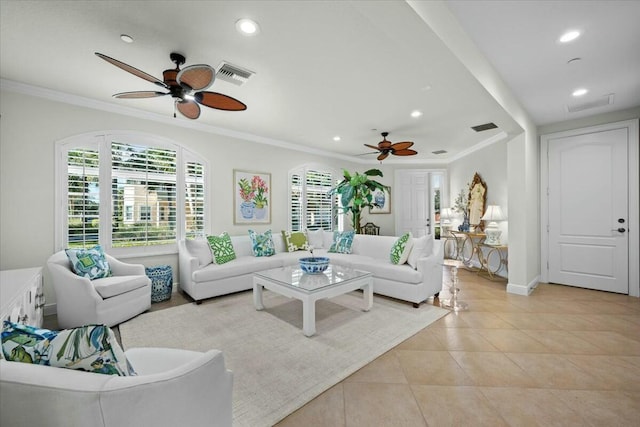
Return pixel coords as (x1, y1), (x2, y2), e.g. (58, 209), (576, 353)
(185, 238), (214, 266)
(307, 229), (325, 249)
(192, 256), (282, 282)
(281, 230), (309, 252)
(329, 231), (355, 254)
(207, 232), (237, 264)
(390, 232), (413, 265)
(249, 229), (276, 257)
(65, 245), (111, 280)
(350, 260), (423, 284)
(93, 275), (151, 299)
(1, 321), (135, 376)
(407, 235), (433, 269)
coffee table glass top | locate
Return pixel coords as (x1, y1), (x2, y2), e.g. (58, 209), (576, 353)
(254, 265), (371, 292)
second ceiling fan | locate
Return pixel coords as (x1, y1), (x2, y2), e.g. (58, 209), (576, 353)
(364, 132), (418, 161)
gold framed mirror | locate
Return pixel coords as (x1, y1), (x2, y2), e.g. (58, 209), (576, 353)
(467, 172), (487, 231)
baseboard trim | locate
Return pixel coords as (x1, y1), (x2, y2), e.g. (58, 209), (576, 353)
(506, 275), (539, 296)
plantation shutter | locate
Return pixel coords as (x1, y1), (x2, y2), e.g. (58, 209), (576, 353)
(305, 169), (333, 230)
(185, 161), (205, 238)
(290, 171), (303, 231)
(66, 149), (100, 248)
(111, 141), (177, 247)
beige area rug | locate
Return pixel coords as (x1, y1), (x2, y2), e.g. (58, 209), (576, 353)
(119, 290), (449, 427)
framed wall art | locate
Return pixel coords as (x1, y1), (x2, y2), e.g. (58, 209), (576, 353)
(369, 186), (391, 214)
(233, 170), (271, 224)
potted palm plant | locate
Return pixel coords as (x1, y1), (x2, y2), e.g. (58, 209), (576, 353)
(330, 169), (387, 233)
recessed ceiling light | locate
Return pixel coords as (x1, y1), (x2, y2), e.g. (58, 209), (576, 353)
(410, 110), (423, 118)
(572, 88), (588, 97)
(236, 18), (260, 36)
(559, 30), (580, 43)
(333, 136), (341, 142)
(120, 34), (134, 43)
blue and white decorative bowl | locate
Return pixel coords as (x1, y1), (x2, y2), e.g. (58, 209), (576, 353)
(299, 257), (330, 274)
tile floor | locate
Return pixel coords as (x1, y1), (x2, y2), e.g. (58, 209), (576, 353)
(42, 267), (640, 426)
(276, 268), (640, 427)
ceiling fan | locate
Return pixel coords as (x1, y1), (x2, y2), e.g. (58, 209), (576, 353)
(364, 132), (418, 161)
(95, 52), (247, 119)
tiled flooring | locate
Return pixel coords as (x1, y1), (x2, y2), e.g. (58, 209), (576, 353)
(276, 268), (640, 427)
(42, 268), (640, 426)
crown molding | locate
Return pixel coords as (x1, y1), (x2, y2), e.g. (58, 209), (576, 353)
(1, 78), (503, 165)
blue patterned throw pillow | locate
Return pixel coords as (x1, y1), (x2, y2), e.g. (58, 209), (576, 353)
(207, 232), (237, 264)
(65, 245), (111, 280)
(1, 321), (135, 376)
(248, 229), (276, 257)
(328, 230), (355, 254)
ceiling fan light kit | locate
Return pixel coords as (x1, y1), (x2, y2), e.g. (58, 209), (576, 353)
(364, 132), (418, 162)
(95, 51), (247, 120)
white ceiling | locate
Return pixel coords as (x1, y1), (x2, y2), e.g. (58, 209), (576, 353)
(1, 1), (638, 163)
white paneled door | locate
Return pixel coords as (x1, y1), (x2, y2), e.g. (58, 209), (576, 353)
(396, 170), (431, 237)
(547, 127), (629, 294)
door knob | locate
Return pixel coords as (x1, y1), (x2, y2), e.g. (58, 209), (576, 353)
(612, 228), (626, 233)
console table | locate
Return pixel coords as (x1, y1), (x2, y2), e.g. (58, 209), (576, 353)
(0, 267), (45, 327)
(444, 231), (508, 279)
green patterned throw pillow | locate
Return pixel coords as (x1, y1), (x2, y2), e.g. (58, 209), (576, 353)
(390, 232), (414, 264)
(249, 229), (275, 257)
(328, 230), (355, 254)
(1, 321), (135, 376)
(281, 230), (309, 252)
(207, 232), (237, 264)
(65, 245), (111, 280)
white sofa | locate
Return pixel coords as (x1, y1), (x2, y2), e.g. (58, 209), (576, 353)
(0, 347), (233, 427)
(179, 231), (443, 307)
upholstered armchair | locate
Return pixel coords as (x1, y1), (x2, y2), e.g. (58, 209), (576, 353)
(46, 251), (151, 328)
(0, 348), (233, 427)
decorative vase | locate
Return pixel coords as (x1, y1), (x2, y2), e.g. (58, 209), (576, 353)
(254, 206), (267, 220)
(458, 213), (470, 232)
(240, 201), (255, 219)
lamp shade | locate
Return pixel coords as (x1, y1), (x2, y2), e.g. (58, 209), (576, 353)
(481, 205), (506, 222)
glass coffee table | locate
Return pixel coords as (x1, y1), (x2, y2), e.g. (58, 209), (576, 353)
(253, 265), (373, 337)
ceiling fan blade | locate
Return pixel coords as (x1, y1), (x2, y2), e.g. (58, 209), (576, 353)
(95, 52), (166, 88)
(195, 91), (247, 111)
(390, 141), (414, 150)
(364, 144), (381, 151)
(113, 91), (169, 99)
(392, 149), (418, 156)
(176, 100), (201, 119)
(377, 152), (390, 161)
(356, 152), (379, 156)
(177, 64), (215, 91)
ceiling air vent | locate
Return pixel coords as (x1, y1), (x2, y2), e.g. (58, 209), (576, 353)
(471, 122), (498, 132)
(216, 61), (255, 86)
(432, 150), (448, 155)
(566, 94), (614, 113)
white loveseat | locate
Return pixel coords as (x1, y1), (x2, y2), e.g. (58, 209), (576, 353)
(0, 347), (233, 427)
(179, 231), (443, 307)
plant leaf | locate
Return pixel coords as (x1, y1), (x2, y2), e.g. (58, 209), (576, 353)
(364, 169), (383, 177)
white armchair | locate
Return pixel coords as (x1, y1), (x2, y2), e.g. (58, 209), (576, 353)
(0, 347), (233, 427)
(47, 251), (151, 328)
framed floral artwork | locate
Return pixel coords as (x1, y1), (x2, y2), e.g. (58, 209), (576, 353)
(234, 170), (271, 224)
(369, 186), (391, 214)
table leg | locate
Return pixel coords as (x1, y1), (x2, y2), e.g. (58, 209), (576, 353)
(362, 281), (373, 311)
(253, 280), (264, 310)
(302, 297), (316, 337)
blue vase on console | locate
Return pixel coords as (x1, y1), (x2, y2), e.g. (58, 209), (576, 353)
(458, 212), (470, 232)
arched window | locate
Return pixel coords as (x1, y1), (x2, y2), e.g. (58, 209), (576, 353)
(55, 131), (207, 256)
(288, 164), (339, 231)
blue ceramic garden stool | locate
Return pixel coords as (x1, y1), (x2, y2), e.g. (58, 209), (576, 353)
(146, 265), (173, 303)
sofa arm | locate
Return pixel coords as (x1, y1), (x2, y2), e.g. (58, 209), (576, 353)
(415, 240), (444, 295)
(106, 255), (146, 276)
(178, 240), (199, 287)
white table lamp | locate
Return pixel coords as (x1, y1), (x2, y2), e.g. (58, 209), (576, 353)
(440, 207), (455, 235)
(481, 205), (506, 245)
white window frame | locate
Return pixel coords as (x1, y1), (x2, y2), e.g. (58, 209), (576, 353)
(288, 163), (339, 232)
(55, 130), (209, 257)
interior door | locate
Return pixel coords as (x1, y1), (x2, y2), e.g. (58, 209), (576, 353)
(547, 127), (629, 293)
(396, 170), (430, 237)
